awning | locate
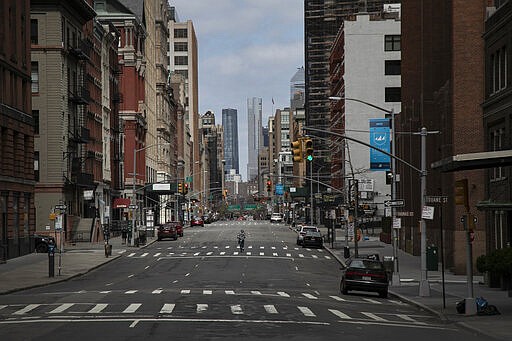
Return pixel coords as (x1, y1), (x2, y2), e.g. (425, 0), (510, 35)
(431, 150), (512, 172)
(476, 200), (512, 211)
(113, 198), (130, 209)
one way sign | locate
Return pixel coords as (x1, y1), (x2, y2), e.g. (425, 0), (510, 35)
(384, 199), (405, 207)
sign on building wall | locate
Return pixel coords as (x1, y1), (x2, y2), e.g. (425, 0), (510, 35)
(369, 118), (391, 171)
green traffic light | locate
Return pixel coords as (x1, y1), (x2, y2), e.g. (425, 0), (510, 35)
(306, 155), (313, 161)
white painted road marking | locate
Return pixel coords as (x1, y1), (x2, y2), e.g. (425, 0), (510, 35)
(127, 253), (135, 257)
(363, 298), (381, 304)
(329, 309), (352, 319)
(49, 303), (74, 314)
(152, 289), (163, 294)
(203, 290), (212, 295)
(298, 306), (316, 317)
(264, 305), (278, 314)
(196, 304), (208, 313)
(88, 304), (108, 313)
(251, 291), (262, 295)
(277, 292), (290, 297)
(140, 253), (149, 257)
(181, 289), (190, 294)
(123, 303), (142, 314)
(125, 290), (137, 294)
(225, 290), (235, 295)
(361, 312), (387, 321)
(231, 305), (243, 315)
(329, 295), (346, 301)
(154, 253), (161, 257)
(302, 293), (317, 300)
(160, 304), (175, 314)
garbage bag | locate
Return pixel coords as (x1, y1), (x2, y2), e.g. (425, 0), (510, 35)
(456, 299), (465, 314)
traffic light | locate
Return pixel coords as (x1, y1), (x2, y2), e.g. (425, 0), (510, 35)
(304, 138), (313, 161)
(184, 183), (189, 194)
(178, 183), (183, 193)
(386, 171), (393, 185)
(291, 139), (303, 162)
(266, 180), (272, 192)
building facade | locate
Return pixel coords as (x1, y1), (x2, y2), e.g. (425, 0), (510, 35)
(0, 0), (35, 259)
(222, 108), (239, 175)
(247, 97), (262, 181)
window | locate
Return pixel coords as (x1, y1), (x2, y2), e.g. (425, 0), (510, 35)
(30, 19), (38, 44)
(33, 110), (39, 134)
(31, 62), (39, 93)
(385, 60), (401, 75)
(493, 211), (505, 249)
(175, 56), (188, 65)
(174, 28), (187, 38)
(490, 128), (504, 180)
(384, 35), (401, 51)
(385, 87), (401, 102)
(174, 42), (187, 52)
(491, 47), (508, 94)
(174, 69), (188, 78)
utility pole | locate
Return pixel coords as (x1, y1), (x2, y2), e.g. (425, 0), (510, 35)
(310, 160), (313, 224)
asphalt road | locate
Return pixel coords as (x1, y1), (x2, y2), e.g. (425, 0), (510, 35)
(0, 220), (484, 341)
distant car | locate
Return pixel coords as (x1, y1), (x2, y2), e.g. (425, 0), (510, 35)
(270, 213), (283, 223)
(339, 257), (389, 298)
(165, 221), (184, 237)
(157, 223), (178, 241)
(190, 217), (204, 227)
(302, 231), (323, 248)
(34, 234), (56, 253)
(296, 226), (320, 245)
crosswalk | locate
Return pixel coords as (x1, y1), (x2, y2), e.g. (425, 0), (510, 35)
(119, 245), (331, 260)
(0, 301), (432, 326)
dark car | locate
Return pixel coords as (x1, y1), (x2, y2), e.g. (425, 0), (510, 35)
(190, 217), (204, 227)
(34, 234), (56, 253)
(302, 231), (323, 248)
(339, 258), (389, 298)
(157, 223), (178, 241)
(165, 221), (183, 237)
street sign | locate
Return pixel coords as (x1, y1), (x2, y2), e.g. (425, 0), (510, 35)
(55, 204), (67, 211)
(129, 204), (137, 210)
(422, 206), (435, 220)
(425, 195), (448, 204)
(392, 217), (401, 229)
(275, 183), (284, 195)
(384, 199), (405, 207)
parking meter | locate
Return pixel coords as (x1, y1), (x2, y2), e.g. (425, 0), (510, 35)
(48, 242), (56, 277)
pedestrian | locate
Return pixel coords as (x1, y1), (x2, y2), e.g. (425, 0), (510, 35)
(121, 228), (127, 245)
(237, 229), (246, 252)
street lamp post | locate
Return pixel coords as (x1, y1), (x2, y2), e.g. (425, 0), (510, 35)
(132, 142), (170, 246)
(221, 160), (226, 203)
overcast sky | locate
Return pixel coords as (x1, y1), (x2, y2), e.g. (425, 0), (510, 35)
(169, 0), (305, 180)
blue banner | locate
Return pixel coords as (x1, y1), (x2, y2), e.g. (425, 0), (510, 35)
(369, 118), (391, 171)
(275, 183), (284, 195)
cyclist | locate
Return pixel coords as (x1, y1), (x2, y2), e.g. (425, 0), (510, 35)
(237, 229), (246, 252)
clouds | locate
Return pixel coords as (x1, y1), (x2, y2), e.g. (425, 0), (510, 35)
(169, 0), (304, 180)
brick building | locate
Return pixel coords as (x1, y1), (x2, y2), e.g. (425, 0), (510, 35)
(0, 0), (35, 259)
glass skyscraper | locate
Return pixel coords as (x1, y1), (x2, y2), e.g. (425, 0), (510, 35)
(247, 97), (262, 181)
(222, 108), (239, 175)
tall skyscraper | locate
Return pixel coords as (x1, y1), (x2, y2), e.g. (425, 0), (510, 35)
(247, 97), (262, 181)
(222, 108), (239, 175)
(290, 66), (305, 110)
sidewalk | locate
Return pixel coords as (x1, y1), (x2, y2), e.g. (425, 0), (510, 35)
(0, 235), (156, 295)
(316, 225), (512, 341)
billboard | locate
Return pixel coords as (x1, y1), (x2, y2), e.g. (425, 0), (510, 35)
(369, 118), (391, 171)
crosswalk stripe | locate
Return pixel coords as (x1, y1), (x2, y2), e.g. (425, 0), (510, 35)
(286, 253), (292, 257)
(181, 289), (190, 294)
(100, 291), (111, 294)
(312, 255), (318, 259)
(302, 293), (318, 300)
(49, 303), (74, 314)
(277, 292), (290, 297)
(329, 309), (352, 319)
(264, 305), (278, 314)
(324, 256), (331, 259)
(248, 246), (253, 249)
(247, 252), (252, 255)
(220, 252), (226, 255)
(141, 253), (149, 257)
(396, 314), (425, 324)
(361, 312), (387, 321)
(259, 252), (264, 256)
(13, 304), (40, 315)
(260, 246), (264, 249)
(152, 289), (163, 294)
(202, 246), (207, 249)
(203, 290), (212, 295)
(251, 291), (262, 295)
(329, 295), (346, 301)
(196, 304), (208, 313)
(194, 252), (200, 256)
(273, 253), (278, 256)
(127, 253), (135, 257)
(0, 305), (7, 311)
(225, 290), (235, 295)
(298, 306), (316, 317)
(389, 300), (407, 305)
(271, 247), (276, 250)
(154, 252), (161, 257)
(234, 252), (239, 255)
(88, 303), (108, 313)
(123, 303), (141, 313)
(231, 304), (243, 315)
(225, 246), (230, 249)
(363, 298), (381, 304)
(160, 303), (175, 314)
(299, 254), (305, 258)
(125, 290), (137, 294)
(207, 252), (213, 255)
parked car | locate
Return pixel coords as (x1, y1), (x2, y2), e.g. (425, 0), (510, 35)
(166, 221), (184, 237)
(339, 257), (389, 298)
(157, 223), (178, 241)
(270, 213), (283, 223)
(296, 226), (320, 245)
(190, 216), (204, 227)
(34, 234), (56, 253)
(302, 230), (323, 248)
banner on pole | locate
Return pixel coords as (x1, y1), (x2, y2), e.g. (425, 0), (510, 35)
(369, 118), (391, 171)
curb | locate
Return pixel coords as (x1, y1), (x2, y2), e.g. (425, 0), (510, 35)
(0, 254), (121, 296)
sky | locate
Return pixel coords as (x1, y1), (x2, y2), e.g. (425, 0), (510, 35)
(169, 0), (305, 180)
